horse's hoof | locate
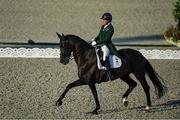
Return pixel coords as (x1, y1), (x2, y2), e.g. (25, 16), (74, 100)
(123, 101), (129, 107)
(122, 98), (128, 107)
(144, 106), (150, 112)
(56, 100), (63, 107)
(143, 109), (150, 113)
(92, 110), (98, 115)
(87, 110), (98, 115)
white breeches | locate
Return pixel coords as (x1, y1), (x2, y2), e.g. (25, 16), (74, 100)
(101, 45), (110, 61)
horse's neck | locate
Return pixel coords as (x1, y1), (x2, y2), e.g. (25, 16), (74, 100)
(73, 43), (94, 66)
(67, 35), (94, 65)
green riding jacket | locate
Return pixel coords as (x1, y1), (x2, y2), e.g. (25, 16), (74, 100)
(94, 23), (121, 58)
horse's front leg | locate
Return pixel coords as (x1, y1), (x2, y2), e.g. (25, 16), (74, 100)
(56, 78), (87, 107)
(88, 83), (100, 114)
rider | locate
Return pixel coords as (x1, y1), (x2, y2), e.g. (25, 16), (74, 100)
(91, 12), (121, 80)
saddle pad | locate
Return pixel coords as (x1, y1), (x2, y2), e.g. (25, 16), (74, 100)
(109, 54), (122, 68)
(95, 48), (122, 69)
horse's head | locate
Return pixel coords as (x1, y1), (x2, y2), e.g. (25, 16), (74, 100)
(56, 32), (72, 65)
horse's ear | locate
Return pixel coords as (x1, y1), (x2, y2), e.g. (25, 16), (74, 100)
(62, 33), (65, 40)
(56, 32), (63, 40)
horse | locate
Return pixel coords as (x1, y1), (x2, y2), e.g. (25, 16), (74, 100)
(55, 32), (167, 114)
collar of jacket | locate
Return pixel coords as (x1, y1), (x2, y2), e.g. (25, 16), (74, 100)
(104, 22), (111, 29)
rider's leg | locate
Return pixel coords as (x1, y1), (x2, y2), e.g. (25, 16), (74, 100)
(101, 45), (109, 70)
(101, 45), (114, 80)
(96, 48), (103, 69)
(101, 45), (110, 61)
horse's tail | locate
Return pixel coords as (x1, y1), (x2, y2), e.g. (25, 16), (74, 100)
(144, 58), (168, 99)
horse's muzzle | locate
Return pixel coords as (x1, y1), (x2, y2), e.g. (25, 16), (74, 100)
(60, 57), (69, 65)
(61, 61), (68, 65)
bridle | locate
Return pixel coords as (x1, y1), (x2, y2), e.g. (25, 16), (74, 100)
(60, 37), (74, 61)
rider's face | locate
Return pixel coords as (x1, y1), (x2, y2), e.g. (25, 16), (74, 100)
(101, 19), (109, 25)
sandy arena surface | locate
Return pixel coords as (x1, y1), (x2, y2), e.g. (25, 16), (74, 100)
(0, 58), (179, 119)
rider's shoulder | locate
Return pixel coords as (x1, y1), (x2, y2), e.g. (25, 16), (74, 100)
(107, 24), (114, 31)
(109, 23), (114, 28)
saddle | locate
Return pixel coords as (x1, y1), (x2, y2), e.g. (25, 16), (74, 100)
(95, 47), (122, 70)
(95, 47), (123, 83)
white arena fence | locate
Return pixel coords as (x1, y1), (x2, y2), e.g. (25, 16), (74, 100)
(0, 47), (180, 59)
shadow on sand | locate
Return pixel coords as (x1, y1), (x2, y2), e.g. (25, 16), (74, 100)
(112, 34), (165, 45)
(100, 99), (180, 114)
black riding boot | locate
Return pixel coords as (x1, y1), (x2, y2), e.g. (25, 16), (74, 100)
(104, 57), (114, 80)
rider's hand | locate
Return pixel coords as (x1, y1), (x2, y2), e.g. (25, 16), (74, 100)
(91, 41), (96, 46)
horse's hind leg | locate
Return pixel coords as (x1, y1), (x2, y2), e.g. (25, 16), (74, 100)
(135, 74), (151, 111)
(120, 75), (137, 107)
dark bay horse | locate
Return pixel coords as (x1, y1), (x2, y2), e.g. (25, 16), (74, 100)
(55, 33), (167, 114)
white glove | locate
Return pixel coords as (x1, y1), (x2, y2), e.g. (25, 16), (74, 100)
(91, 38), (95, 41)
(91, 41), (96, 46)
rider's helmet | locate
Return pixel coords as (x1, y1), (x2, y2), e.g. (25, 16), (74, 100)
(100, 12), (112, 22)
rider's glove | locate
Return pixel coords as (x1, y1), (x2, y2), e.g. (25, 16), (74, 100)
(91, 41), (96, 46)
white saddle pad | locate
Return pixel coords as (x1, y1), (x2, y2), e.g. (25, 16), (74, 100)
(95, 48), (122, 69)
(109, 54), (122, 68)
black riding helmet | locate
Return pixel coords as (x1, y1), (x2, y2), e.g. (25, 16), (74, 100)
(100, 12), (112, 22)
